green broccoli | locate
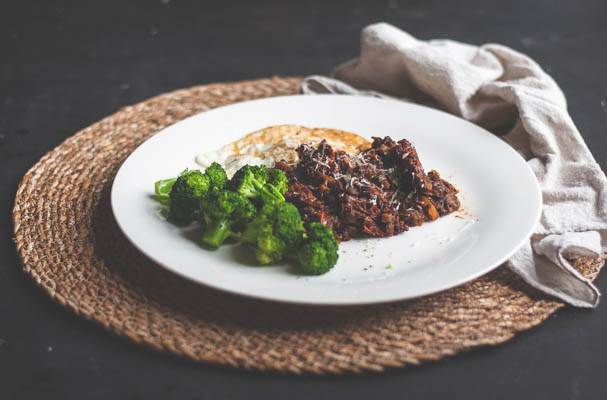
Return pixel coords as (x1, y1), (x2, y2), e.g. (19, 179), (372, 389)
(250, 165), (269, 183)
(154, 177), (176, 205)
(201, 189), (256, 249)
(168, 169), (211, 222)
(205, 162), (228, 190)
(227, 165), (284, 205)
(241, 202), (305, 264)
(154, 163), (228, 222)
(268, 168), (288, 195)
(297, 222), (339, 275)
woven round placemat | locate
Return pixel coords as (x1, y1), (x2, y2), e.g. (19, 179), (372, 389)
(13, 77), (605, 374)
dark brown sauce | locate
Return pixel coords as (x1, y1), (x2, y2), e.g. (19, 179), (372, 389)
(276, 137), (460, 241)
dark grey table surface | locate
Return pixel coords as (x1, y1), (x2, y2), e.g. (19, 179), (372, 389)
(2, 1), (607, 399)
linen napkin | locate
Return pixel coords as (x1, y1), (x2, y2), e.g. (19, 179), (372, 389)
(302, 23), (607, 307)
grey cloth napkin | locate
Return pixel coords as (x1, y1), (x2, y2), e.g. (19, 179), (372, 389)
(302, 23), (607, 307)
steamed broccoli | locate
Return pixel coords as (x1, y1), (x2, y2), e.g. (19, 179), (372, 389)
(156, 162), (340, 274)
(241, 202), (305, 264)
(297, 222), (339, 275)
(250, 165), (269, 183)
(268, 168), (288, 195)
(204, 162), (228, 190)
(227, 165), (284, 205)
(154, 177), (177, 205)
(168, 169), (211, 222)
(201, 189), (256, 248)
(154, 163), (228, 222)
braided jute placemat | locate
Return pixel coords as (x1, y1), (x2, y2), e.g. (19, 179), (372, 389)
(13, 77), (605, 374)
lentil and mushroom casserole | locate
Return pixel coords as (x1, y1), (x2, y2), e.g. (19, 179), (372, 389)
(275, 136), (460, 241)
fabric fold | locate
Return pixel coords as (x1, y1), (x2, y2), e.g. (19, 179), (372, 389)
(302, 23), (607, 307)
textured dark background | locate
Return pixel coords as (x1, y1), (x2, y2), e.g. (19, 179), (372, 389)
(2, 0), (607, 399)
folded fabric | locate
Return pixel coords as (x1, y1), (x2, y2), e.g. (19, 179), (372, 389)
(302, 23), (607, 307)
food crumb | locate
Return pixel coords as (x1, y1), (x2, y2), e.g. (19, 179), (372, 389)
(386, 264), (393, 269)
(47, 346), (53, 352)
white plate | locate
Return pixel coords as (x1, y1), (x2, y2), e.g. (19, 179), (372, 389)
(111, 95), (541, 306)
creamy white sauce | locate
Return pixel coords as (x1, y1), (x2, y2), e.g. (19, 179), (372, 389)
(195, 139), (295, 177)
(195, 137), (352, 177)
(195, 145), (277, 177)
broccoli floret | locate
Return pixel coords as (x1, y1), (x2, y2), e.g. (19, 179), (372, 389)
(201, 189), (256, 248)
(250, 165), (269, 183)
(297, 222), (339, 275)
(205, 162), (228, 190)
(227, 165), (267, 197)
(297, 242), (331, 275)
(306, 222), (339, 255)
(268, 168), (288, 195)
(227, 165), (284, 205)
(241, 202), (305, 264)
(155, 163), (228, 222)
(169, 169), (211, 222)
(260, 183), (286, 205)
(154, 177), (176, 205)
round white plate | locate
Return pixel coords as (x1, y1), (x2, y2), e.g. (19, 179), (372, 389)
(111, 94), (541, 306)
